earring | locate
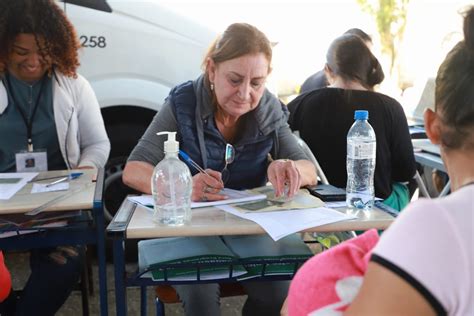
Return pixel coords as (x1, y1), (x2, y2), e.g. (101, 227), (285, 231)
(210, 83), (214, 91)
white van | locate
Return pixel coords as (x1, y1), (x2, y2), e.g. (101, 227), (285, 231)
(59, 0), (216, 218)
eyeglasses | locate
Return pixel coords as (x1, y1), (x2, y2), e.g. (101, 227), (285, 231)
(221, 143), (235, 184)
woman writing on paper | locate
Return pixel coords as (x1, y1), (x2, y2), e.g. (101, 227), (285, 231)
(123, 23), (316, 202)
(123, 23), (316, 315)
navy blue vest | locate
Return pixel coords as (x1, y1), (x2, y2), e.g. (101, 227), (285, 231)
(170, 81), (274, 190)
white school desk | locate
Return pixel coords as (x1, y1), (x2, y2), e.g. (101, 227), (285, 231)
(107, 197), (396, 316)
(0, 169), (108, 316)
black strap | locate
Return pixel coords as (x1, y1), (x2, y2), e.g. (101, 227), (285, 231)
(371, 254), (447, 315)
(5, 73), (47, 152)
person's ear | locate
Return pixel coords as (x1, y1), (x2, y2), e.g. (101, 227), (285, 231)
(424, 108), (441, 145)
(207, 58), (216, 83)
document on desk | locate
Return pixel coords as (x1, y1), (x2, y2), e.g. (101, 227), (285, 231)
(235, 187), (324, 213)
(128, 188), (266, 209)
(217, 204), (357, 241)
(31, 182), (69, 193)
(0, 172), (38, 200)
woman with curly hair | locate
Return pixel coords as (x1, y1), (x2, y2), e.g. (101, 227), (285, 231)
(0, 0), (110, 171)
(0, 0), (109, 315)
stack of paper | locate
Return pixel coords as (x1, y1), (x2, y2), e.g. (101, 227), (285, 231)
(128, 187), (266, 209)
(0, 173), (37, 200)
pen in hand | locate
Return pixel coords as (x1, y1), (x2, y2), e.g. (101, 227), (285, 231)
(179, 150), (212, 178)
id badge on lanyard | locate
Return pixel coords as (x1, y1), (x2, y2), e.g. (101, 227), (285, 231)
(15, 148), (48, 172)
(7, 75), (49, 172)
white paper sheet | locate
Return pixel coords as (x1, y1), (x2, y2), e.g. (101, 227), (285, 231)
(31, 182), (69, 194)
(128, 188), (266, 210)
(217, 205), (357, 241)
(0, 172), (38, 200)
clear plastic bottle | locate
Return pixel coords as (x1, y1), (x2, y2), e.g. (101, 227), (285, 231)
(346, 110), (376, 210)
(151, 131), (192, 225)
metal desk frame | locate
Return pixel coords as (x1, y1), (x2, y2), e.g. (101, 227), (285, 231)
(108, 198), (396, 316)
(414, 151), (450, 197)
(0, 169), (108, 316)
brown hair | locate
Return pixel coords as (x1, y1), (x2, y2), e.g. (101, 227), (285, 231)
(0, 0), (81, 78)
(435, 6), (474, 150)
(202, 23), (273, 78)
(326, 34), (384, 89)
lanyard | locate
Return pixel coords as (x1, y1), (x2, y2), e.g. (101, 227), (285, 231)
(5, 74), (46, 152)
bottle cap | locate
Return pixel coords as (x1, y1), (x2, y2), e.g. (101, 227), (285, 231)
(354, 110), (369, 120)
(157, 131), (179, 153)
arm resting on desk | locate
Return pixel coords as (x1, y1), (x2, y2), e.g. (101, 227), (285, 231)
(123, 161), (154, 194)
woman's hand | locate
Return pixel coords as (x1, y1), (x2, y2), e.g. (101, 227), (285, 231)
(267, 159), (302, 199)
(191, 169), (226, 202)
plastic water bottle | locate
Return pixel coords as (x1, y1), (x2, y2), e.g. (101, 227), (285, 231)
(151, 131), (192, 225)
(346, 110), (376, 210)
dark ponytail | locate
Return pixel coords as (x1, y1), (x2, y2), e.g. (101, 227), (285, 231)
(367, 56), (385, 88)
(435, 6), (474, 150)
(326, 34), (384, 90)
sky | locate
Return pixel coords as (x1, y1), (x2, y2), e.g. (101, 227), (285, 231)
(160, 0), (471, 104)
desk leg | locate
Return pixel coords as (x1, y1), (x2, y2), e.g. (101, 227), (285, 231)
(439, 180), (451, 197)
(95, 209), (109, 316)
(140, 286), (147, 316)
(113, 238), (127, 316)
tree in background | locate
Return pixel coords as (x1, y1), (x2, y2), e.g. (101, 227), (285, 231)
(357, 0), (410, 82)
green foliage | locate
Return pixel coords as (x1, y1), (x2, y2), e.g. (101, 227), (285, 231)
(316, 234), (341, 249)
(357, 0), (410, 75)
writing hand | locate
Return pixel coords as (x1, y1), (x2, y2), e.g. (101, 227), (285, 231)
(267, 159), (302, 199)
(191, 169), (226, 202)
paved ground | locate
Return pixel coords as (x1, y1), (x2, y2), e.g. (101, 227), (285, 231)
(4, 232), (327, 315)
(4, 252), (246, 315)
(3, 230), (328, 316)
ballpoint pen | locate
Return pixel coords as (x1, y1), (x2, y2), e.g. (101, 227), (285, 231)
(45, 172), (83, 187)
(31, 172), (83, 183)
(178, 150), (212, 178)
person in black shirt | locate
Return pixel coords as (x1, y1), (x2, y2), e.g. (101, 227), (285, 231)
(299, 28), (373, 94)
(288, 34), (416, 210)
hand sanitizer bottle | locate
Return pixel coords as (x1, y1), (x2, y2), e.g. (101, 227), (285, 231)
(151, 131), (192, 225)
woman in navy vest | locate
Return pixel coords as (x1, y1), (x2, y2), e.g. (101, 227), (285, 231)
(124, 23), (316, 316)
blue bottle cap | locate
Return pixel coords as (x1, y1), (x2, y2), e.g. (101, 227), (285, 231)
(354, 110), (369, 120)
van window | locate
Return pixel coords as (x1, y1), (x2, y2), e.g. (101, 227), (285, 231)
(61, 0), (112, 13)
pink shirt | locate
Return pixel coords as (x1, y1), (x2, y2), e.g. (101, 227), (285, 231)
(373, 184), (474, 315)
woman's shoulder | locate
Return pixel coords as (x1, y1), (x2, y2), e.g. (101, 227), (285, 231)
(367, 90), (402, 106)
(54, 72), (90, 91)
(287, 88), (335, 112)
(253, 89), (287, 133)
